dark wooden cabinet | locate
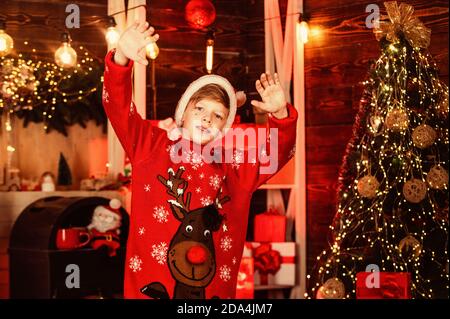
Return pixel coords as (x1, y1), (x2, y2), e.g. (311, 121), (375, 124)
(8, 196), (129, 299)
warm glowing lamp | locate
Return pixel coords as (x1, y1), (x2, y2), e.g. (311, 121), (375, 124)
(105, 16), (120, 47)
(0, 20), (14, 57)
(297, 13), (310, 44)
(146, 41), (160, 60)
(205, 30), (214, 74)
(54, 32), (77, 68)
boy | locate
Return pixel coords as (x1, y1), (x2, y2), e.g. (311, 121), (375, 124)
(103, 21), (298, 299)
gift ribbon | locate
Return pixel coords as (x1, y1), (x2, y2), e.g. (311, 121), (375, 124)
(249, 243), (294, 285)
(373, 1), (431, 48)
(380, 276), (407, 299)
(358, 273), (410, 299)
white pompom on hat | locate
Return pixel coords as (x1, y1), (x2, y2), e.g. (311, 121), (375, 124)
(94, 198), (122, 219)
(174, 74), (245, 129)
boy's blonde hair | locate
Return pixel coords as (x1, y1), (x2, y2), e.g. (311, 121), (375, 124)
(174, 75), (238, 129)
(188, 84), (230, 109)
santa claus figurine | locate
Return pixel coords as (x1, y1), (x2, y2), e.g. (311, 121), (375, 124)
(87, 198), (122, 257)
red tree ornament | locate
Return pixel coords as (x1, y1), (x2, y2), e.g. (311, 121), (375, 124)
(185, 0), (216, 29)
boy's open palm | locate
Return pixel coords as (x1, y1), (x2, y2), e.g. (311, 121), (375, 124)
(251, 72), (287, 114)
(116, 21), (159, 66)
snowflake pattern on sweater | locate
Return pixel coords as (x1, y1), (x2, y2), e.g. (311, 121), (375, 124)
(103, 50), (298, 299)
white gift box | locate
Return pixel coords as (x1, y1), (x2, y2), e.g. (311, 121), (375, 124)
(243, 242), (296, 286)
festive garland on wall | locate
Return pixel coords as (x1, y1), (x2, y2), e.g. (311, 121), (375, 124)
(0, 44), (106, 136)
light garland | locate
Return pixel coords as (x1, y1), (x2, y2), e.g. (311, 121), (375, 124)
(0, 41), (105, 135)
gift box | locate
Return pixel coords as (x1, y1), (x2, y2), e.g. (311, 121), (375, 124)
(243, 242), (296, 286)
(356, 272), (411, 299)
(235, 257), (254, 299)
(254, 209), (286, 242)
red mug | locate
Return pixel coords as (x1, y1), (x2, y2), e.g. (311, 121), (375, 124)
(56, 228), (91, 250)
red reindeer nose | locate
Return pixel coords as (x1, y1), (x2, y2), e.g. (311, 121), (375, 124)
(186, 245), (207, 265)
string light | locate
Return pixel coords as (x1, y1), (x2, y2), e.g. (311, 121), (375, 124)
(297, 13), (310, 44)
(205, 29), (214, 74)
(54, 32), (77, 68)
(146, 40), (160, 60)
(0, 20), (14, 57)
(1, 42), (101, 133)
(105, 17), (120, 47)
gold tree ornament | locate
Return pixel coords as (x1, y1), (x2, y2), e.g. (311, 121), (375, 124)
(403, 178), (427, 203)
(316, 278), (346, 299)
(385, 108), (409, 132)
(398, 235), (422, 259)
(426, 165), (448, 190)
(373, 1), (431, 49)
(412, 124), (437, 149)
(357, 175), (380, 198)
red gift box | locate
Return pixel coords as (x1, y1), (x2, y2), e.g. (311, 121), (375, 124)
(254, 209), (286, 242)
(356, 272), (411, 299)
(235, 257), (254, 299)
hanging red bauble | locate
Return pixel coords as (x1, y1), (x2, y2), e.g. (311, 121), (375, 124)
(185, 0), (216, 29)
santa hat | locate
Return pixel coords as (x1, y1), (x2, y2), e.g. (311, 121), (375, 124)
(174, 74), (247, 129)
(94, 198), (122, 219)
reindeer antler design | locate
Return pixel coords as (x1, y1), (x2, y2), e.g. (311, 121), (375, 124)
(158, 167), (192, 220)
(214, 187), (230, 209)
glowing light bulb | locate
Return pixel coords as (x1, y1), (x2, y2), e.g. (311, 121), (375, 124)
(297, 20), (309, 44)
(146, 41), (160, 60)
(106, 26), (120, 46)
(0, 25), (14, 57)
(55, 33), (77, 68)
(205, 31), (214, 74)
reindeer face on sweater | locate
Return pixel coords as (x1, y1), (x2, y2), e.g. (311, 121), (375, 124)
(168, 205), (223, 287)
(157, 167), (229, 289)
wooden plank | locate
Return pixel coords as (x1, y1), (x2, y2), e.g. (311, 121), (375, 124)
(0, 255), (8, 271)
(305, 0), (449, 11)
(307, 203), (337, 227)
(0, 284), (9, 299)
(0, 239), (9, 254)
(305, 86), (359, 126)
(0, 223), (13, 240)
(306, 125), (353, 165)
(306, 164), (341, 205)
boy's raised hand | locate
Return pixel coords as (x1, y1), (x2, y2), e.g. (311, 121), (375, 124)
(114, 21), (159, 66)
(251, 72), (288, 118)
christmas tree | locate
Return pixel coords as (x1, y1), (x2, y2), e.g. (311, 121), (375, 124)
(57, 152), (73, 187)
(307, 2), (449, 299)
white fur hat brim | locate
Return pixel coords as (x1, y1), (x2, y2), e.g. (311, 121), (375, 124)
(174, 75), (237, 129)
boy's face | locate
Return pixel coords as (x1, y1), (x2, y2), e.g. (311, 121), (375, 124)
(181, 98), (229, 145)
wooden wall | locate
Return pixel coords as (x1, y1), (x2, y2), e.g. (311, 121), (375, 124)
(303, 0), (449, 275)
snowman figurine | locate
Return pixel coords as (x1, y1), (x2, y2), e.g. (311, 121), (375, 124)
(87, 198), (122, 256)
